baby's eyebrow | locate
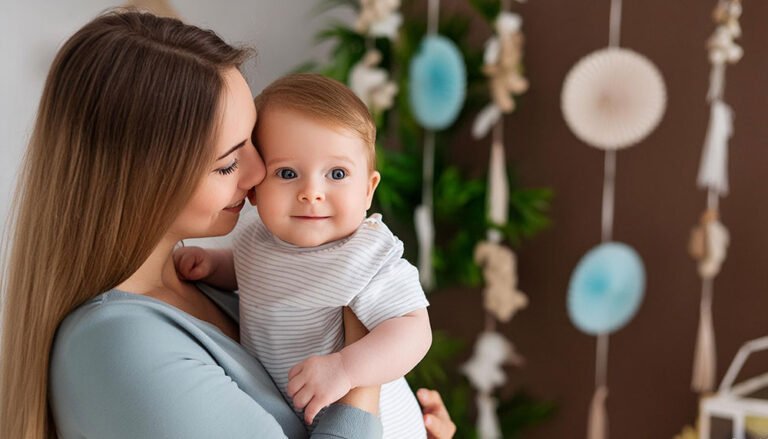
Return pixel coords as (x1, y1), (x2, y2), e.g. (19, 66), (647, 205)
(266, 155), (357, 167)
(328, 155), (356, 166)
(266, 157), (294, 167)
(216, 140), (246, 160)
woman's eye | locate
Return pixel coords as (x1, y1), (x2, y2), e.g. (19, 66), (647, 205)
(277, 168), (297, 179)
(328, 168), (347, 180)
(216, 159), (239, 176)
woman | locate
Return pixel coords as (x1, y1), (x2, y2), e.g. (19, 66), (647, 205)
(0, 10), (456, 439)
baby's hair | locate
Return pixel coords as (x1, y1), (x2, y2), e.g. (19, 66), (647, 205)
(254, 73), (377, 170)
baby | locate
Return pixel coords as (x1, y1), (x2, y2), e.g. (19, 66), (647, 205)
(176, 73), (431, 438)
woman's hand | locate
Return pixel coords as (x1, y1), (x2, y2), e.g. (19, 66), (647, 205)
(417, 388), (456, 439)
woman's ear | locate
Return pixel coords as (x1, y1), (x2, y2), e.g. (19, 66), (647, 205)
(365, 171), (381, 209)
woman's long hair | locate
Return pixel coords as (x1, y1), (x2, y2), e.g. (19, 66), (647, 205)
(0, 10), (250, 437)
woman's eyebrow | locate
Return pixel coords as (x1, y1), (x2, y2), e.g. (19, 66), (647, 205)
(216, 140), (247, 160)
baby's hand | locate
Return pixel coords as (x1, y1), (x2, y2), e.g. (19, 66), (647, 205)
(173, 246), (215, 281)
(287, 353), (352, 425)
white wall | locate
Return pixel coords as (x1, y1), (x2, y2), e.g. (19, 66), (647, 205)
(0, 0), (354, 247)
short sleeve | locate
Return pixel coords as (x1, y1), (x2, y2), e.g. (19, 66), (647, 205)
(348, 241), (429, 330)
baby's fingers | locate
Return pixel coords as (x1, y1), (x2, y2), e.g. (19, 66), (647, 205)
(304, 399), (325, 425)
(288, 362), (303, 381)
(287, 372), (307, 398)
(292, 386), (314, 411)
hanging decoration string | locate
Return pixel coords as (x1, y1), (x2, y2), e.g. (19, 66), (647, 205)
(589, 1), (621, 438)
(427, 0), (439, 36)
(416, 130), (436, 289)
(416, 0), (441, 291)
(689, 0), (741, 394)
(464, 1), (529, 438)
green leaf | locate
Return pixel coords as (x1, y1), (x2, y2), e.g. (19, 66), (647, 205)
(406, 331), (465, 390)
(467, 0), (501, 22)
(498, 391), (557, 438)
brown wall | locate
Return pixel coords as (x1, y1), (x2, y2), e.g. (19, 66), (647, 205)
(428, 1), (768, 438)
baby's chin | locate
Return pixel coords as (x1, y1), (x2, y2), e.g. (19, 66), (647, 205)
(282, 228), (357, 248)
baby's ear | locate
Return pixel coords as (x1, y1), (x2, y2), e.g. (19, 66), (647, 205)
(366, 171), (381, 209)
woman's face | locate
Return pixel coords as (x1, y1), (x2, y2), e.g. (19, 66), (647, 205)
(168, 68), (265, 240)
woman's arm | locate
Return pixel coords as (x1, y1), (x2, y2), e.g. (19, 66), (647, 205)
(337, 307), (381, 412)
(50, 303), (287, 438)
(49, 302), (381, 439)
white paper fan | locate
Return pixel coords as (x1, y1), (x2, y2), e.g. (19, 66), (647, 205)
(561, 48), (667, 150)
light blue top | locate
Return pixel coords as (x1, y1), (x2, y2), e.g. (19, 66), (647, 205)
(49, 283), (383, 438)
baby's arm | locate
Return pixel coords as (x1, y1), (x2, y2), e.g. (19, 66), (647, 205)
(287, 309), (431, 424)
(340, 308), (431, 386)
(174, 247), (238, 291)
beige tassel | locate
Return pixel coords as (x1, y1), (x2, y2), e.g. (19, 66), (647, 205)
(692, 280), (716, 392)
(587, 385), (609, 439)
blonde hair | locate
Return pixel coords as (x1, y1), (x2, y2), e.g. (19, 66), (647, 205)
(0, 10), (250, 438)
(254, 73), (377, 170)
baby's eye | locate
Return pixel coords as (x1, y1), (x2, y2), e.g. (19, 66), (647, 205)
(328, 168), (347, 180)
(277, 168), (297, 179)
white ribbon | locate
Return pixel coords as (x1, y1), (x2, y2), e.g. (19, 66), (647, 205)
(415, 204), (434, 290)
(697, 99), (733, 196)
(476, 393), (502, 439)
(707, 62), (726, 102)
(488, 124), (509, 236)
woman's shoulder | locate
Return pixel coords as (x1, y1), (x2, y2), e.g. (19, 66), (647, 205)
(55, 291), (189, 343)
(52, 288), (239, 362)
(51, 291), (205, 374)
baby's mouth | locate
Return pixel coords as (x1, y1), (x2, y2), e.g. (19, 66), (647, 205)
(292, 216), (330, 220)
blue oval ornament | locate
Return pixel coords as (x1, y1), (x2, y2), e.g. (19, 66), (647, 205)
(567, 242), (645, 335)
(408, 35), (466, 130)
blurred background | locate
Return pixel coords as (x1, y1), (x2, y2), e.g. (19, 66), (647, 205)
(3, 1), (768, 438)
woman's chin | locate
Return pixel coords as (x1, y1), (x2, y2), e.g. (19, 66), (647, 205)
(189, 218), (238, 240)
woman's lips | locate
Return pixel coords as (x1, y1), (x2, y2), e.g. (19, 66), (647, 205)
(224, 199), (245, 213)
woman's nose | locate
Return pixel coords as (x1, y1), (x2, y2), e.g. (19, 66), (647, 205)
(240, 143), (266, 189)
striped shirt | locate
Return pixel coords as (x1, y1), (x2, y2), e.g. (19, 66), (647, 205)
(234, 212), (429, 438)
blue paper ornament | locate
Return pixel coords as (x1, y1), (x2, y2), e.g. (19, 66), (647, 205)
(409, 35), (466, 130)
(567, 242), (645, 335)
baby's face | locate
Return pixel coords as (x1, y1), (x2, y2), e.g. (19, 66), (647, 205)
(253, 108), (380, 247)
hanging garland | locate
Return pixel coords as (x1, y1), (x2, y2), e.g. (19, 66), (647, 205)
(349, 0), (401, 115)
(461, 1), (529, 438)
(560, 0), (667, 438)
(688, 0), (742, 395)
(408, 0), (467, 291)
